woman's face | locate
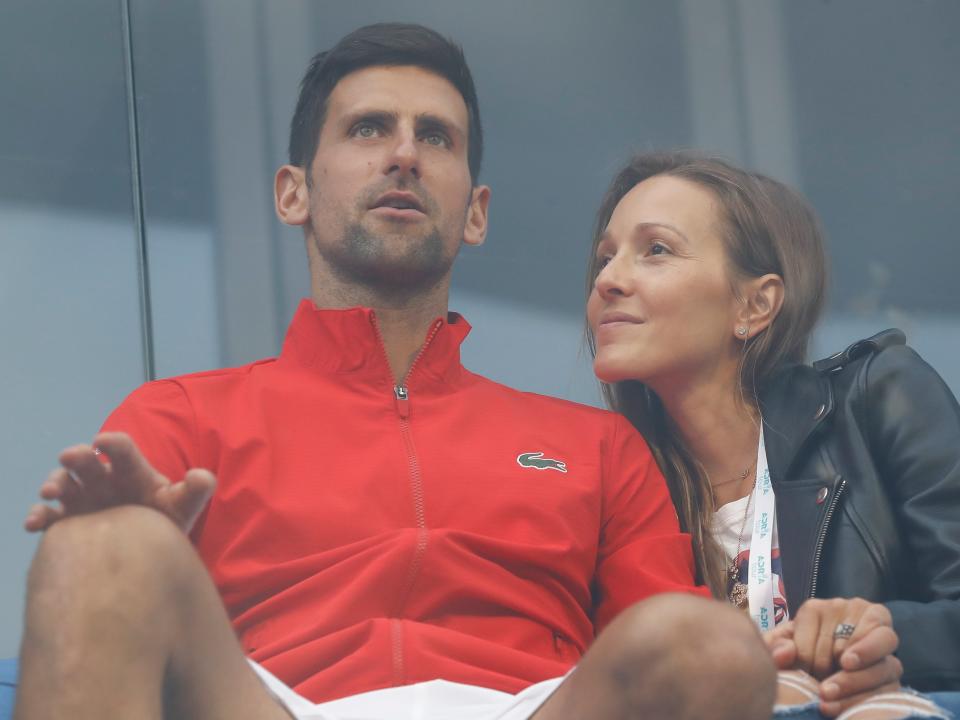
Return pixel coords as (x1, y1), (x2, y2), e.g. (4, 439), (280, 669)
(587, 174), (745, 393)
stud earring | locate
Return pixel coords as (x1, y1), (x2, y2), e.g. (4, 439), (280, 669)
(737, 326), (748, 336)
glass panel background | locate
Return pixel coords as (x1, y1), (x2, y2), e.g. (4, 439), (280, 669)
(1, 0), (957, 656)
(0, 0), (146, 655)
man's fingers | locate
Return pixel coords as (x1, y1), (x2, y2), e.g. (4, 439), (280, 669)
(27, 435), (182, 534)
(38, 467), (96, 519)
(39, 468), (78, 502)
(91, 432), (163, 498)
(157, 469), (217, 532)
(59, 444), (113, 505)
(23, 503), (65, 532)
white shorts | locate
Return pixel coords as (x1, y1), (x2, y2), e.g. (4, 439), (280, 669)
(250, 660), (565, 720)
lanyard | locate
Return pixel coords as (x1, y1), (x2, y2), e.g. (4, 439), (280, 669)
(747, 427), (777, 631)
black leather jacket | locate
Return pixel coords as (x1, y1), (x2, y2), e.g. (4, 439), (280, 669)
(759, 329), (960, 691)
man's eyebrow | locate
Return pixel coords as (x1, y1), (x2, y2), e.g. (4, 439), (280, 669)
(341, 109), (397, 127)
(416, 113), (465, 141)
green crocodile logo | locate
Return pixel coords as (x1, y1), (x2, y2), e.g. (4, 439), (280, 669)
(517, 452), (567, 473)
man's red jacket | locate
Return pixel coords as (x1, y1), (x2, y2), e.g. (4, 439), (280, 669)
(102, 300), (705, 703)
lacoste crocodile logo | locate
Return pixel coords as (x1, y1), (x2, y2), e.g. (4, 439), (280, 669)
(516, 452), (567, 473)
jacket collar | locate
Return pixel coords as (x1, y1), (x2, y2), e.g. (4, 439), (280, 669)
(279, 298), (471, 387)
(759, 363), (834, 480)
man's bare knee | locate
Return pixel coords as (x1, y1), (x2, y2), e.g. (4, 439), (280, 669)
(37, 505), (188, 570)
(594, 594), (776, 720)
(26, 506), (197, 623)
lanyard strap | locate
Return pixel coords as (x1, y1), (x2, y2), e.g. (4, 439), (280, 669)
(747, 427), (777, 631)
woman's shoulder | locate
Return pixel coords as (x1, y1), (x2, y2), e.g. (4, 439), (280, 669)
(812, 329), (953, 407)
(759, 329), (910, 402)
(759, 329), (956, 468)
(810, 328), (908, 377)
(798, 329), (960, 460)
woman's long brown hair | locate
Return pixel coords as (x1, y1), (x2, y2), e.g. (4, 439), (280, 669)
(585, 151), (827, 597)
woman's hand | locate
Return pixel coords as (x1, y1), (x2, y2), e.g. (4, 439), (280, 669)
(770, 598), (903, 717)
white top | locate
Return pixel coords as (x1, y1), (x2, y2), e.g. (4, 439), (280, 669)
(712, 492), (790, 626)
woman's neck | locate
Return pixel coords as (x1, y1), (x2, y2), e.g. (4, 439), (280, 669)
(657, 377), (760, 508)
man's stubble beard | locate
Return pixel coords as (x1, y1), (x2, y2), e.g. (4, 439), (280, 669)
(310, 178), (470, 305)
(330, 220), (453, 301)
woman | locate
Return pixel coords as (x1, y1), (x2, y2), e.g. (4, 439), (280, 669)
(585, 151), (960, 718)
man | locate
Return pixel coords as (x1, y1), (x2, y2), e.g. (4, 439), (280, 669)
(16, 23), (776, 720)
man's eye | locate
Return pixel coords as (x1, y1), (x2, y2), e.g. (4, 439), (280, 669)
(422, 132), (449, 147)
(353, 124), (379, 138)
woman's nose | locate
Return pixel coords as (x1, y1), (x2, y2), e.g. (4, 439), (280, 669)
(594, 255), (632, 298)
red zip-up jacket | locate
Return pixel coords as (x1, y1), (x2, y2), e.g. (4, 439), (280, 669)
(102, 299), (705, 703)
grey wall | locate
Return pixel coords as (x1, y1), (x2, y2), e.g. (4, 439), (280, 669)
(1, 0), (958, 657)
(0, 0), (147, 656)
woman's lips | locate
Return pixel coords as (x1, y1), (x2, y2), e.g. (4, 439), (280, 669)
(595, 313), (643, 342)
(598, 311), (642, 326)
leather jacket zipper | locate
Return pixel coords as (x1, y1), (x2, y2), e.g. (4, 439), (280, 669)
(809, 477), (846, 598)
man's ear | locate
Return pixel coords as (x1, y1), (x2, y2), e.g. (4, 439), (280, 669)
(735, 273), (785, 339)
(275, 165), (309, 226)
(463, 185), (491, 247)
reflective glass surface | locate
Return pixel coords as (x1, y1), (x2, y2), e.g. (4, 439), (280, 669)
(2, 0), (958, 656)
(0, 0), (145, 654)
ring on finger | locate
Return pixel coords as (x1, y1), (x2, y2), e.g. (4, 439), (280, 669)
(833, 623), (856, 640)
(66, 469), (85, 489)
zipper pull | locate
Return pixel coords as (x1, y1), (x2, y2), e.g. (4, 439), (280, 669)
(394, 384), (410, 419)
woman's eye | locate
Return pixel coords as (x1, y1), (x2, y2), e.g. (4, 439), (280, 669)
(649, 242), (670, 256)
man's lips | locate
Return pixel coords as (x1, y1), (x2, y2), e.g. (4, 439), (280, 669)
(369, 191), (426, 216)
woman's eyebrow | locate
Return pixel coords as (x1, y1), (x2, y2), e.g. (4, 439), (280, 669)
(633, 221), (690, 244)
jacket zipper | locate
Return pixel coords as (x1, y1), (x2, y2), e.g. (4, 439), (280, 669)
(808, 477), (846, 599)
(371, 315), (444, 685)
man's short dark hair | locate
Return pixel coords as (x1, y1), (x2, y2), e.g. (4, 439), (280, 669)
(288, 23), (483, 184)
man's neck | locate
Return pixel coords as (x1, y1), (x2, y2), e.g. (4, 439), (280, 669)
(370, 302), (448, 382)
(310, 282), (449, 383)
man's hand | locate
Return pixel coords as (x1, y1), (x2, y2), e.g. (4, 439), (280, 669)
(24, 432), (216, 533)
(769, 598), (902, 717)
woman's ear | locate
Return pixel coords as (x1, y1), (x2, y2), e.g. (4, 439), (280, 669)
(735, 274), (784, 339)
(275, 165), (309, 226)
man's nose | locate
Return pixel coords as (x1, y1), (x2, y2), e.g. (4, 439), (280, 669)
(385, 132), (420, 179)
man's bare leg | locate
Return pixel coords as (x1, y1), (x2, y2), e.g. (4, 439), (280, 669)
(14, 505), (290, 720)
(533, 594), (777, 720)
